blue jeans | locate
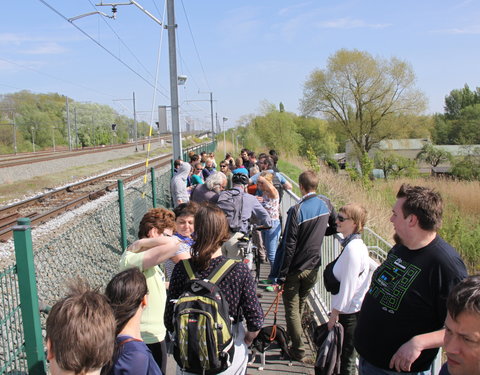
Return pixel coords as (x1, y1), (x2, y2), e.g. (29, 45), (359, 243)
(268, 234), (284, 282)
(262, 219), (281, 266)
(359, 357), (431, 375)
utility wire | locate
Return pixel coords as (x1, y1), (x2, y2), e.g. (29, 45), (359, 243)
(180, 0), (211, 91)
(37, 0), (170, 100)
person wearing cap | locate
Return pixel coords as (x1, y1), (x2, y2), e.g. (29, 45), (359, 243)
(217, 172), (271, 259)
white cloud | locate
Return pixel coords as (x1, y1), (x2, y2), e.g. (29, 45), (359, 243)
(318, 17), (390, 29)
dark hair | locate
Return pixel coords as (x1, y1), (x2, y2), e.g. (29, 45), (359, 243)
(262, 156), (274, 169)
(174, 159), (182, 169)
(240, 148), (249, 154)
(248, 151), (256, 158)
(190, 154), (200, 163)
(191, 204), (230, 270)
(105, 268), (148, 336)
(46, 280), (115, 374)
(173, 201), (199, 219)
(269, 149), (277, 156)
(396, 184), (443, 231)
(232, 173), (249, 186)
(299, 170), (319, 192)
(447, 275), (480, 320)
(138, 208), (176, 239)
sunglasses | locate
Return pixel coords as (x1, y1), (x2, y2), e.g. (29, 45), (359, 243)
(220, 164), (227, 167)
(337, 215), (351, 222)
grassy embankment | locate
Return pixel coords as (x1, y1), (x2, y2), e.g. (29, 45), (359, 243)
(276, 156), (480, 274)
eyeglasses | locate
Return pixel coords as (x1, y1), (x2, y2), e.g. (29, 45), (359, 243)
(196, 168), (203, 171)
(337, 215), (351, 222)
(220, 164), (227, 167)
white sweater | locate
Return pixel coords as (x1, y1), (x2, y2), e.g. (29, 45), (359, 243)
(331, 238), (370, 314)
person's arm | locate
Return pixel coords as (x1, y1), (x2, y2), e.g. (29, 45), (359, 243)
(257, 176), (278, 199)
(327, 308), (340, 331)
(277, 206), (298, 283)
(389, 329), (445, 372)
(251, 198), (272, 228)
(129, 236), (180, 269)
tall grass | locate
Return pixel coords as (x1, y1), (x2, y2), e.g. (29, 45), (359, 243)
(280, 156), (480, 273)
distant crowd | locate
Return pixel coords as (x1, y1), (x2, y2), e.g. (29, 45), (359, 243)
(45, 148), (479, 375)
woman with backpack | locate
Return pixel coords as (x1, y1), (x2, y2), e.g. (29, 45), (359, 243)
(165, 203), (264, 375)
(104, 268), (162, 375)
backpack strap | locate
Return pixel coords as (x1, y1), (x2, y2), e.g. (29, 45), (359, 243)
(182, 259), (196, 280)
(182, 258), (238, 284)
(209, 259), (238, 285)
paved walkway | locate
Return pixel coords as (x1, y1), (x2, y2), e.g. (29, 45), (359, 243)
(166, 260), (316, 375)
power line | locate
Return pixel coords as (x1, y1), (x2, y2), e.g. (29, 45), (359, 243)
(37, 0), (170, 100)
(180, 0), (211, 91)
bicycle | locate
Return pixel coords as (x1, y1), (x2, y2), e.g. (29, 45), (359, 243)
(237, 224), (270, 283)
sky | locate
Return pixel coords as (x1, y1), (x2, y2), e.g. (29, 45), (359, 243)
(1, 0), (480, 132)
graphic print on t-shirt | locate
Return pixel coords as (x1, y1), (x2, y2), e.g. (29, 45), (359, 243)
(368, 253), (421, 314)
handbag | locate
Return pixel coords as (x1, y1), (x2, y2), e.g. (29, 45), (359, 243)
(323, 256), (341, 295)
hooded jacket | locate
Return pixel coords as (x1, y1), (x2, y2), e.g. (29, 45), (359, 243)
(170, 162), (191, 207)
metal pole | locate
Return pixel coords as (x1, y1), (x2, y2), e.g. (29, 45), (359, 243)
(117, 180), (128, 251)
(133, 91), (138, 152)
(31, 127), (35, 153)
(66, 96), (71, 151)
(13, 114), (17, 155)
(210, 92), (214, 141)
(151, 167), (157, 208)
(52, 126), (56, 152)
(13, 218), (47, 374)
(223, 119), (226, 157)
(74, 107), (78, 149)
(166, 0), (182, 160)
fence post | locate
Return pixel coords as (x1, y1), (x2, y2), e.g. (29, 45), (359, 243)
(13, 218), (46, 375)
(117, 179), (128, 251)
(151, 167), (157, 208)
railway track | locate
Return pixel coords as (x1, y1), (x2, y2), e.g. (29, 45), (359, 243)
(0, 138), (166, 169)
(0, 154), (171, 242)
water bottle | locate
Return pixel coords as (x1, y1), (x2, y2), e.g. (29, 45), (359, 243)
(244, 251), (254, 270)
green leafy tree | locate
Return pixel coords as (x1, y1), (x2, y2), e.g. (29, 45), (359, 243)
(294, 116), (337, 159)
(301, 49), (427, 161)
(375, 151), (417, 179)
(444, 84), (480, 120)
(451, 147), (480, 180)
(416, 143), (452, 167)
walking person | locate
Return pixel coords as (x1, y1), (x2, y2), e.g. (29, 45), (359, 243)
(165, 204), (263, 375)
(277, 170), (336, 361)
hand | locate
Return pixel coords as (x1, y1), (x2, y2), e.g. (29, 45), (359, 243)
(327, 317), (337, 331)
(276, 277), (285, 285)
(389, 337), (422, 372)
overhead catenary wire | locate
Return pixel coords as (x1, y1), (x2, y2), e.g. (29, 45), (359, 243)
(37, 0), (170, 101)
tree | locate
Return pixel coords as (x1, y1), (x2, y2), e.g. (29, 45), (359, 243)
(301, 49), (427, 159)
(416, 143), (452, 167)
(451, 147), (480, 180)
(294, 116), (337, 160)
(444, 84), (480, 120)
(374, 151), (417, 179)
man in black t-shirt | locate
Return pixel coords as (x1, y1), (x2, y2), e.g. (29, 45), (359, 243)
(354, 184), (467, 375)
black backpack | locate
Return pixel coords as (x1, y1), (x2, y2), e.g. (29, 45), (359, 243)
(172, 259), (239, 374)
(271, 173), (284, 202)
(217, 189), (244, 232)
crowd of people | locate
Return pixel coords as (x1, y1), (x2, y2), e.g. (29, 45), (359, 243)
(45, 148), (479, 375)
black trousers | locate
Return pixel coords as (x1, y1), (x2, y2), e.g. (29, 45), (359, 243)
(338, 312), (359, 375)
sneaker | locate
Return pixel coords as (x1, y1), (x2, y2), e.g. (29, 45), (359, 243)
(265, 286), (275, 292)
(259, 279), (272, 285)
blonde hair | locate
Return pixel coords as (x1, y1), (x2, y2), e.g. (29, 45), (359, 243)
(339, 203), (368, 233)
(260, 171), (273, 183)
